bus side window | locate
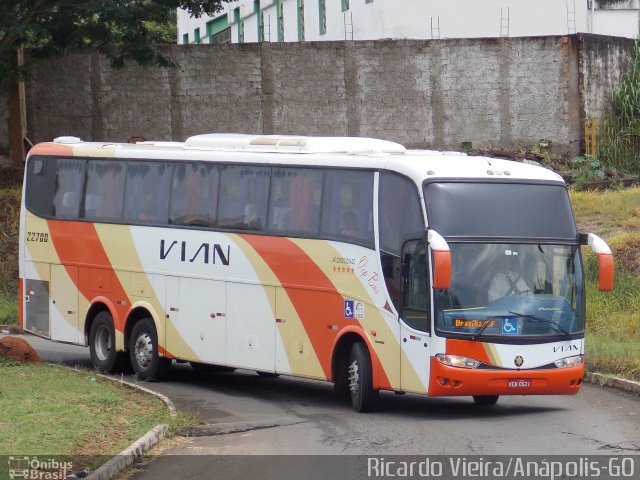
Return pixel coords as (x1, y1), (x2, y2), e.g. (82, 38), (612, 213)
(268, 168), (322, 235)
(170, 163), (219, 227)
(82, 160), (125, 221)
(25, 157), (57, 218)
(123, 162), (172, 224)
(52, 159), (84, 218)
(218, 165), (270, 232)
(320, 170), (374, 247)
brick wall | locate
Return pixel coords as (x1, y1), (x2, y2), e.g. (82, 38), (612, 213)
(0, 34), (633, 157)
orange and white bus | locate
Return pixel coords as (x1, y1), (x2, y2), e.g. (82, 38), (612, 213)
(18, 134), (614, 411)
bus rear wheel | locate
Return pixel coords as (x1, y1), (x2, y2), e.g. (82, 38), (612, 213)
(473, 395), (499, 406)
(348, 342), (378, 412)
(89, 311), (130, 373)
(129, 318), (170, 381)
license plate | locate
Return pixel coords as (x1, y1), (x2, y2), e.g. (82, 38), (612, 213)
(508, 379), (531, 388)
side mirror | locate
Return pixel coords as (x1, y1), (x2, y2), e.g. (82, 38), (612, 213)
(587, 233), (614, 291)
(428, 230), (451, 290)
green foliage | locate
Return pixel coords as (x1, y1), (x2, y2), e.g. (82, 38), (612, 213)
(597, 38), (640, 174)
(583, 250), (640, 381)
(532, 138), (553, 168)
(0, 1), (233, 80)
(0, 186), (20, 304)
(0, 298), (17, 325)
(570, 154), (606, 189)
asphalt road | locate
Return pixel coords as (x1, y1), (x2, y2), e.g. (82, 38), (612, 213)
(7, 334), (640, 479)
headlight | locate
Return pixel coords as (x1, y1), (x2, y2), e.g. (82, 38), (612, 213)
(554, 355), (584, 369)
(435, 353), (480, 369)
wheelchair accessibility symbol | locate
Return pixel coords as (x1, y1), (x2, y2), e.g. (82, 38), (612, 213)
(502, 318), (519, 335)
(344, 300), (354, 319)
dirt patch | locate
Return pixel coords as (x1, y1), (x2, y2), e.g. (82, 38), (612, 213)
(612, 239), (640, 276)
(0, 164), (24, 190)
(0, 336), (43, 363)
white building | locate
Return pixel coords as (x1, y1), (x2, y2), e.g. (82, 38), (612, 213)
(177, 0), (640, 45)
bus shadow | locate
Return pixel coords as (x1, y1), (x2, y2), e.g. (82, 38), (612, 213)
(160, 363), (566, 421)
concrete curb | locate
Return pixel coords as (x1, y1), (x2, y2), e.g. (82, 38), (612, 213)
(87, 424), (168, 480)
(43, 365), (177, 480)
(584, 372), (640, 396)
(83, 373), (178, 480)
(97, 373), (178, 419)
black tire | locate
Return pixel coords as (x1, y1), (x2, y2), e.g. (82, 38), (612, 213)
(348, 342), (378, 412)
(190, 362), (236, 373)
(333, 367), (350, 400)
(473, 395), (499, 406)
(89, 311), (130, 373)
(256, 371), (279, 378)
(129, 318), (171, 381)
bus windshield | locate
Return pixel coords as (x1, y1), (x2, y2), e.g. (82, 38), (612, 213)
(435, 243), (585, 340)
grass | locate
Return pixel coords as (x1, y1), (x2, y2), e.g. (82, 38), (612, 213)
(570, 188), (640, 237)
(585, 335), (640, 381)
(0, 297), (17, 325)
(0, 359), (177, 469)
(573, 188), (640, 381)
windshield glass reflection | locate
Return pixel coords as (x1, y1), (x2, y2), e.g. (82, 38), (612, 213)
(435, 243), (585, 339)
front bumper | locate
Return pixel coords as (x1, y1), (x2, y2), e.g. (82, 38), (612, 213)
(428, 356), (584, 396)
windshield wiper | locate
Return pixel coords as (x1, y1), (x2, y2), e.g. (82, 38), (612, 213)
(471, 318), (498, 341)
(508, 311), (572, 339)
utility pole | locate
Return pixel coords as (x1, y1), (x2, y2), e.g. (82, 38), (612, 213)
(8, 47), (27, 165)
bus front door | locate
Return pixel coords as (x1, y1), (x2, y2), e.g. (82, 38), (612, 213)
(399, 239), (432, 393)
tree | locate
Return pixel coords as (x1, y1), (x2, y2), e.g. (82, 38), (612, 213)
(1, 1), (234, 77)
(1, 0), (234, 163)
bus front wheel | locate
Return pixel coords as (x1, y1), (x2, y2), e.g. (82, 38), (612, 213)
(129, 318), (170, 381)
(89, 311), (129, 373)
(348, 342), (378, 412)
(473, 395), (499, 406)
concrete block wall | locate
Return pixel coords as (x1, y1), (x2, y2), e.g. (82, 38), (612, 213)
(0, 34), (632, 158)
(579, 34), (634, 123)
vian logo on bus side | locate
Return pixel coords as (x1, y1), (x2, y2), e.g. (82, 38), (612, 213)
(159, 240), (230, 265)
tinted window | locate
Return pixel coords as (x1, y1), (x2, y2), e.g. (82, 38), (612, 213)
(401, 239), (430, 332)
(82, 160), (126, 221)
(52, 159), (84, 218)
(424, 182), (577, 239)
(218, 165), (270, 231)
(170, 163), (220, 227)
(123, 162), (172, 223)
(379, 172), (424, 311)
(321, 170), (374, 247)
(379, 172), (424, 255)
(268, 168), (322, 235)
(25, 156), (57, 217)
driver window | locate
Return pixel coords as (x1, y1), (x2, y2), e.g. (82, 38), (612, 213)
(379, 172), (424, 311)
(401, 240), (431, 332)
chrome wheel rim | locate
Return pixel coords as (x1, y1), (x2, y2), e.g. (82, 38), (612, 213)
(134, 332), (154, 369)
(348, 359), (360, 398)
(94, 324), (111, 362)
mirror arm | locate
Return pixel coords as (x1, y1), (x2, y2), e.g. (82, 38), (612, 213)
(428, 230), (451, 290)
(586, 233), (614, 292)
